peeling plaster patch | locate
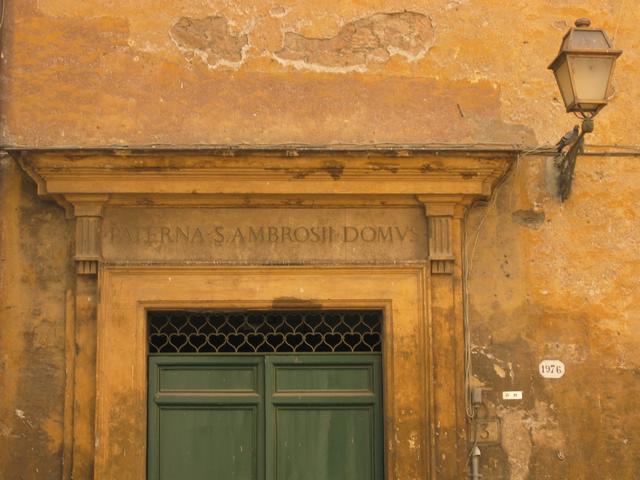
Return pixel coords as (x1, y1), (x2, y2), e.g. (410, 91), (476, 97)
(0, 422), (11, 437)
(498, 401), (566, 480)
(445, 0), (469, 11)
(474, 346), (506, 365)
(499, 407), (532, 480)
(273, 12), (435, 73)
(127, 39), (163, 54)
(14, 409), (33, 428)
(494, 363), (507, 378)
(408, 431), (419, 449)
(543, 342), (588, 363)
(269, 6), (288, 18)
(170, 16), (250, 69)
(476, 348), (515, 380)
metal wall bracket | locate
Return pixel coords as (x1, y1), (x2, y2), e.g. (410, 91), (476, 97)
(555, 118), (594, 201)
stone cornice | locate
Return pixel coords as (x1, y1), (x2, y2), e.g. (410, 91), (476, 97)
(16, 150), (513, 206)
(14, 150), (515, 275)
(16, 149), (513, 276)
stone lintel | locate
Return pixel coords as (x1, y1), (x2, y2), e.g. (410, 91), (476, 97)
(18, 151), (514, 202)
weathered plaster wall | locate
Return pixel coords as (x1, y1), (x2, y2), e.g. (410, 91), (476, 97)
(0, 156), (74, 479)
(0, 0), (637, 147)
(467, 155), (640, 479)
(1, 1), (640, 479)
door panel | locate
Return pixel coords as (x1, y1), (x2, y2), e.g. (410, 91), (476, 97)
(274, 408), (375, 480)
(159, 407), (259, 480)
(274, 366), (374, 392)
(148, 356), (264, 480)
(266, 355), (383, 480)
(159, 365), (258, 392)
(149, 354), (382, 480)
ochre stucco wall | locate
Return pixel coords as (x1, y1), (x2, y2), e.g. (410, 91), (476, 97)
(467, 154), (640, 479)
(0, 156), (74, 478)
(1, 0), (638, 147)
(1, 1), (639, 479)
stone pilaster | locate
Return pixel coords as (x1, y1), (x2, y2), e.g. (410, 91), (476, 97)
(64, 195), (107, 479)
(69, 196), (108, 275)
(418, 195), (469, 479)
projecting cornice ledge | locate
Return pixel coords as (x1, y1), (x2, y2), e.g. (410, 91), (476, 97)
(17, 148), (513, 278)
(16, 149), (514, 210)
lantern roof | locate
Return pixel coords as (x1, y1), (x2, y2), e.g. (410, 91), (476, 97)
(549, 18), (621, 71)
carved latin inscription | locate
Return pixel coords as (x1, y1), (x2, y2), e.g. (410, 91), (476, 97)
(101, 207), (428, 264)
(107, 225), (417, 245)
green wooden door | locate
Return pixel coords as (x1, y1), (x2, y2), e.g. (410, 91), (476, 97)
(148, 356), (265, 480)
(148, 354), (382, 480)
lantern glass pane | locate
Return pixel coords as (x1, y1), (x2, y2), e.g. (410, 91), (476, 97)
(566, 30), (611, 49)
(569, 55), (614, 101)
(553, 57), (574, 108)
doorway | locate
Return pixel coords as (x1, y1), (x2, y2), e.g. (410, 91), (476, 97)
(147, 310), (384, 480)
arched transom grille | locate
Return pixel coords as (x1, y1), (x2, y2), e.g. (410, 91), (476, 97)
(148, 310), (382, 354)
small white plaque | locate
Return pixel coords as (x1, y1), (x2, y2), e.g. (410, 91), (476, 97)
(502, 391), (523, 400)
(539, 360), (565, 379)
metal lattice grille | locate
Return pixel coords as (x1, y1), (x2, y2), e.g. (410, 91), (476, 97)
(148, 310), (382, 354)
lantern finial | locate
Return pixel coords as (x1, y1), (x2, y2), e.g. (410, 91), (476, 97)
(575, 18), (591, 28)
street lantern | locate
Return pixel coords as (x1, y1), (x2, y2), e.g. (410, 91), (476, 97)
(549, 18), (622, 118)
(549, 18), (623, 202)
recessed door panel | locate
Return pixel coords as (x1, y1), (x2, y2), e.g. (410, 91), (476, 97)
(159, 366), (258, 392)
(274, 408), (375, 480)
(148, 356), (264, 480)
(266, 355), (383, 480)
(274, 366), (374, 392)
(159, 407), (258, 480)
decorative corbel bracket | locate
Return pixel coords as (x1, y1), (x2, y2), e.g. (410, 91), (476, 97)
(418, 196), (469, 275)
(66, 195), (109, 275)
(428, 213), (455, 274)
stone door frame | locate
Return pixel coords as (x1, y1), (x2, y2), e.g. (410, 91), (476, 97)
(16, 148), (515, 479)
(97, 265), (428, 479)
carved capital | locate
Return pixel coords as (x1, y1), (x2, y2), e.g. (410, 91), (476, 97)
(75, 217), (101, 275)
(417, 196), (469, 275)
(428, 216), (455, 274)
(67, 195), (108, 275)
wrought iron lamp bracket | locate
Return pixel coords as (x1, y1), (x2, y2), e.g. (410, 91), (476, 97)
(555, 117), (594, 201)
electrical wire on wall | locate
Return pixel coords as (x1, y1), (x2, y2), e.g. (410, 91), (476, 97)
(462, 144), (551, 414)
(461, 158), (516, 476)
(462, 143), (555, 474)
(462, 155), (520, 417)
(462, 145), (549, 476)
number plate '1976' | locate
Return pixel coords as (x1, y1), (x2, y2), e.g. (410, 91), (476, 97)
(539, 359), (565, 378)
